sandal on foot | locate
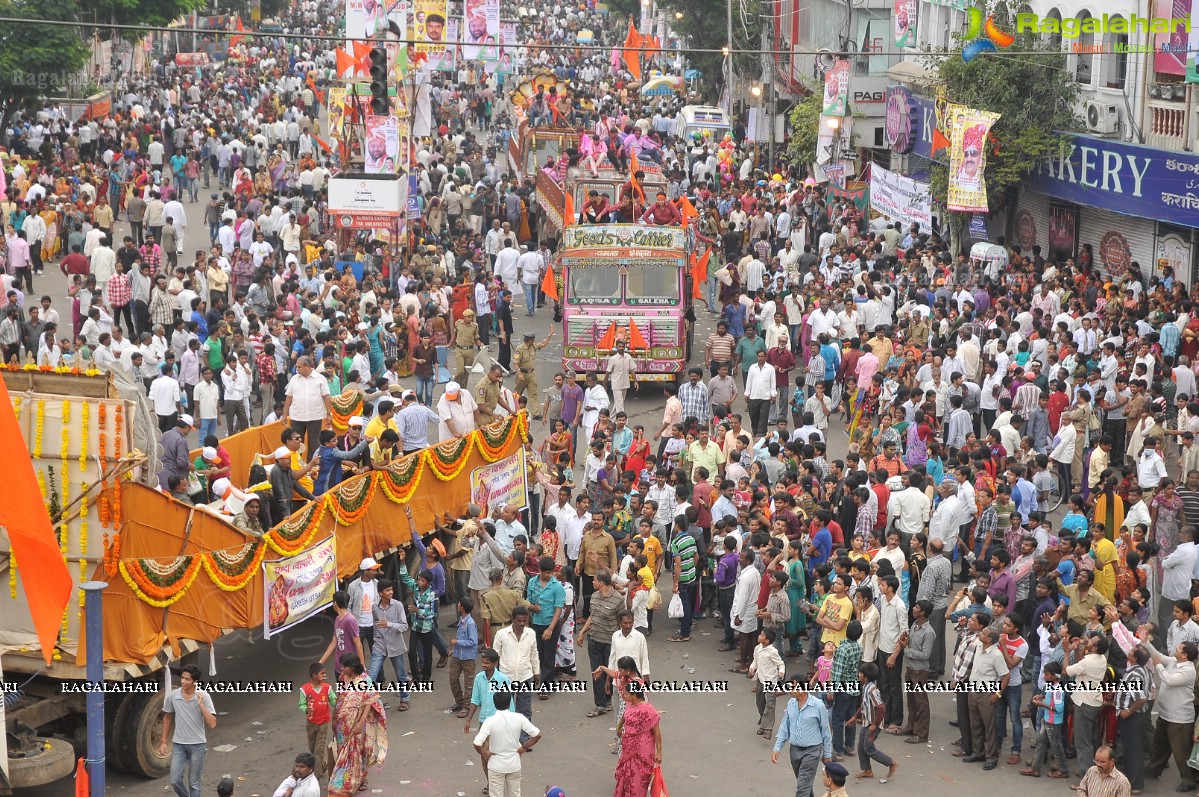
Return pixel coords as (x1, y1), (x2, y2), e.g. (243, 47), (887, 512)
(587, 708), (605, 718)
(456, 709), (468, 718)
(1008, 754), (1022, 765)
(1020, 770), (1041, 777)
(398, 701), (410, 711)
(854, 772), (874, 780)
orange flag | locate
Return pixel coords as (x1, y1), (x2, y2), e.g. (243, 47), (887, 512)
(931, 127), (950, 157)
(336, 48), (364, 78)
(623, 18), (643, 81)
(597, 322), (618, 350)
(230, 17), (246, 47)
(563, 191), (576, 227)
(628, 151), (645, 204)
(678, 195), (698, 227)
(541, 264), (559, 302)
(0, 377), (73, 665)
(75, 757), (89, 797)
(628, 319), (649, 350)
(313, 135), (333, 154)
(691, 249), (710, 300)
(353, 40), (374, 63)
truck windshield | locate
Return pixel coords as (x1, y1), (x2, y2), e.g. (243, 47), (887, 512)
(625, 260), (680, 304)
(567, 265), (621, 304)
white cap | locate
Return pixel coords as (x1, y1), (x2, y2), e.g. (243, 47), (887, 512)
(445, 381), (461, 397)
(273, 446), (292, 460)
(357, 322), (369, 331)
(359, 557), (381, 570)
(243, 492), (261, 503)
(201, 446), (219, 461)
(179, 414), (195, 426)
(211, 477), (231, 496)
(348, 415), (365, 427)
(402, 389), (417, 400)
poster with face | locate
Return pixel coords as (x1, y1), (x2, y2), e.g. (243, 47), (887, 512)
(363, 114), (401, 173)
(822, 59), (849, 116)
(946, 103), (1000, 213)
(413, 0), (448, 53)
(463, 0), (499, 60)
(893, 0), (916, 47)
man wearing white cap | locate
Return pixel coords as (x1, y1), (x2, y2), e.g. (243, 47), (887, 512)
(267, 444), (318, 525)
(231, 493), (265, 537)
(437, 381), (481, 442)
(348, 557), (384, 654)
(158, 415), (195, 491)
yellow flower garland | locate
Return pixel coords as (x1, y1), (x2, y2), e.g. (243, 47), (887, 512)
(79, 402), (89, 475)
(118, 560), (202, 608)
(33, 400), (44, 458)
(60, 401), (70, 464)
(36, 469), (47, 509)
(9, 550), (16, 600)
(78, 560), (86, 611)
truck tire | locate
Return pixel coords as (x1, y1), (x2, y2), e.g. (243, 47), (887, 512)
(118, 692), (170, 779)
(104, 693), (132, 773)
(7, 736), (75, 789)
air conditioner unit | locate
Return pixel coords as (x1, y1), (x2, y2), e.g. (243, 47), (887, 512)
(1086, 100), (1119, 134)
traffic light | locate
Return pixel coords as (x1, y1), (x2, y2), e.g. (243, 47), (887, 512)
(368, 47), (388, 115)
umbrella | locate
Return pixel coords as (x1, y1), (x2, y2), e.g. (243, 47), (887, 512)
(640, 76), (680, 97)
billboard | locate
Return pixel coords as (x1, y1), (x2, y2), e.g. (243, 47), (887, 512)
(870, 164), (932, 229)
(363, 114), (404, 174)
(329, 176), (405, 228)
(822, 58), (850, 116)
(463, 0), (500, 60)
(946, 103), (1000, 213)
(413, 0), (448, 53)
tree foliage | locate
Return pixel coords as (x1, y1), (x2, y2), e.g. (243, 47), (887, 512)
(0, 0), (90, 116)
(87, 0), (208, 40)
(785, 86), (821, 168)
(655, 0), (762, 101)
(923, 5), (1081, 243)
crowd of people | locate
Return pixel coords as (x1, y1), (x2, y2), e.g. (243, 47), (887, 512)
(5, 1), (1199, 797)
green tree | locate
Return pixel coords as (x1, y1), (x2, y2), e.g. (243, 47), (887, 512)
(654, 0), (762, 101)
(87, 0), (208, 40)
(785, 86), (821, 167)
(0, 0), (89, 119)
(923, 8), (1081, 249)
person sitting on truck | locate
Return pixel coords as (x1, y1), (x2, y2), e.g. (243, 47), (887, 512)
(582, 191), (611, 224)
(581, 134), (608, 177)
(640, 193), (683, 226)
(232, 493), (265, 537)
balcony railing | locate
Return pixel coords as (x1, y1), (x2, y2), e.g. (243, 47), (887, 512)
(1146, 99), (1194, 152)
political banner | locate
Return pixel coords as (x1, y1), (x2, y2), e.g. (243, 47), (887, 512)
(364, 114), (403, 173)
(346, 0), (387, 40)
(497, 21), (516, 74)
(822, 58), (850, 116)
(264, 536), (337, 638)
(946, 103), (1000, 213)
(328, 86), (347, 140)
(469, 448), (527, 518)
(869, 163), (932, 229)
(894, 0), (916, 47)
(463, 0), (500, 60)
(433, 18), (459, 71)
(382, 0), (410, 76)
(414, 0), (448, 53)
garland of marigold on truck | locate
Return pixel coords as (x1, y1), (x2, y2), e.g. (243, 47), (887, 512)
(329, 392), (363, 433)
(117, 413), (528, 606)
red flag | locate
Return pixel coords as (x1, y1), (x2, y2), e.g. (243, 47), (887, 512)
(563, 191), (576, 228)
(541, 264), (559, 302)
(0, 377), (73, 664)
(931, 127), (950, 157)
(75, 757), (89, 797)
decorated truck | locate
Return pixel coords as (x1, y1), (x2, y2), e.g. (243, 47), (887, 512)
(0, 365), (527, 792)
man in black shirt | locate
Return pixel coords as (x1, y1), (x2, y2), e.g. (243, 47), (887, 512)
(496, 290), (514, 373)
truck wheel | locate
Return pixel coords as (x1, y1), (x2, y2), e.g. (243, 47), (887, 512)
(105, 693), (132, 773)
(7, 736), (75, 789)
(119, 692), (170, 779)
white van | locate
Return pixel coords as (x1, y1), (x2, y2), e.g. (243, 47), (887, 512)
(672, 105), (732, 142)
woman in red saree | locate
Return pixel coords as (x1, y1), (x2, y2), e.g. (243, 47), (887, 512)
(613, 680), (662, 797)
(329, 657), (387, 796)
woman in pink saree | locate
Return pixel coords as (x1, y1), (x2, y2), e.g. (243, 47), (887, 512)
(613, 681), (662, 797)
(329, 657), (388, 796)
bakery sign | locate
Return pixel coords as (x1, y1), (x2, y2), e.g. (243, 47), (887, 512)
(328, 176), (406, 229)
(884, 85), (917, 155)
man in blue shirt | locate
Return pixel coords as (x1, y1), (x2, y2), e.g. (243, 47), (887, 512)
(819, 334), (841, 392)
(772, 682), (834, 797)
(525, 558), (566, 688)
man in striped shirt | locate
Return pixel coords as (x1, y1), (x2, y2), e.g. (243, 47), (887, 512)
(667, 515), (699, 642)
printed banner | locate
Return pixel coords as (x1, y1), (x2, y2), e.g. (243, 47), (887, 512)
(407, 174), (421, 218)
(414, 0), (448, 53)
(1189, 0), (1199, 83)
(946, 103), (1000, 213)
(469, 448), (527, 518)
(382, 0), (410, 76)
(869, 163), (932, 229)
(828, 182), (869, 215)
(497, 21), (516, 74)
(328, 86), (348, 141)
(1048, 203), (1077, 260)
(822, 58), (850, 116)
(433, 18), (459, 71)
(463, 0), (500, 60)
(346, 0), (387, 40)
(894, 0), (916, 47)
(264, 535), (337, 639)
(364, 114), (404, 173)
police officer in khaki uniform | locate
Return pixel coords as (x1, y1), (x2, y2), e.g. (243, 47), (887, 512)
(450, 308), (482, 382)
(474, 363), (512, 422)
(514, 329), (554, 419)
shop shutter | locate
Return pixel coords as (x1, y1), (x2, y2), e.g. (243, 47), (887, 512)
(1077, 207), (1155, 280)
(1012, 191), (1050, 256)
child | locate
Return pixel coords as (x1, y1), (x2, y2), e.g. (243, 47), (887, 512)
(749, 628), (785, 739)
(449, 597), (479, 717)
(805, 569), (829, 664)
(1020, 661), (1068, 779)
(790, 375), (805, 428)
(811, 641), (835, 687)
(298, 662), (335, 779)
(847, 662), (898, 780)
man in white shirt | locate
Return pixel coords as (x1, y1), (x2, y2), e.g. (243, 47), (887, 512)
(221, 353), (251, 435)
(731, 548), (763, 672)
(887, 473), (932, 539)
(491, 606), (540, 721)
(193, 366), (221, 442)
(928, 480), (964, 553)
(269, 753), (320, 797)
(148, 365), (182, 431)
(744, 349), (777, 437)
(472, 689), (541, 797)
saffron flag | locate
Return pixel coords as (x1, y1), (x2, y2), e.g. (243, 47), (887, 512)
(336, 48), (366, 78)
(597, 322), (618, 350)
(229, 17), (246, 47)
(313, 135), (333, 154)
(628, 319), (648, 350)
(930, 127), (950, 157)
(75, 757), (88, 797)
(623, 18), (643, 81)
(541, 264), (559, 302)
(677, 195), (698, 227)
(628, 151), (645, 204)
(691, 249), (710, 301)
(563, 190), (576, 227)
(0, 377), (73, 665)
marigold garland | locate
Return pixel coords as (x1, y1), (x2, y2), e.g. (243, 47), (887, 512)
(329, 392), (363, 433)
(8, 550), (16, 600)
(424, 439), (474, 481)
(60, 401), (70, 464)
(78, 560), (87, 610)
(33, 400), (44, 458)
(200, 542), (268, 591)
(324, 476), (376, 525)
(79, 401), (89, 475)
(12, 397), (20, 418)
(118, 557), (202, 608)
(36, 469), (48, 510)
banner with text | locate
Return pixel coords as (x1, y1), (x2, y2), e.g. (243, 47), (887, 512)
(345, 0), (385, 40)
(414, 0), (448, 53)
(870, 163), (932, 229)
(894, 0), (916, 46)
(822, 59), (850, 116)
(497, 21), (516, 74)
(328, 87), (348, 141)
(463, 0), (500, 60)
(469, 448), (527, 518)
(264, 535), (337, 639)
(364, 114), (404, 173)
(946, 103), (1000, 213)
(433, 18), (458, 71)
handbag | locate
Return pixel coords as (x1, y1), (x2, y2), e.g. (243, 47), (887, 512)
(647, 586), (662, 610)
(667, 592), (683, 619)
(648, 765), (669, 797)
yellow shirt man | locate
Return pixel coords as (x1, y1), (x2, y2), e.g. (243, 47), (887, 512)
(819, 593), (855, 647)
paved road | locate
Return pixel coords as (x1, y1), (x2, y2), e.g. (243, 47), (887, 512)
(18, 193), (1081, 796)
